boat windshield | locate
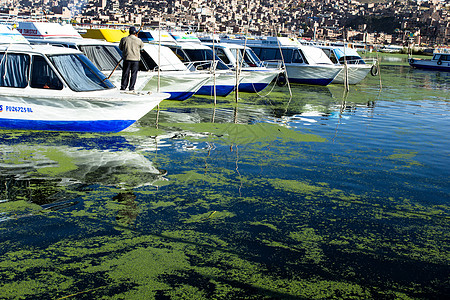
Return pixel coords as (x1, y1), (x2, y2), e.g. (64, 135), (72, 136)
(229, 48), (264, 67)
(48, 54), (114, 92)
(183, 49), (230, 70)
(244, 48), (264, 67)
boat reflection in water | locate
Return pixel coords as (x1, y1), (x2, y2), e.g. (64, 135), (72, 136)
(0, 136), (168, 225)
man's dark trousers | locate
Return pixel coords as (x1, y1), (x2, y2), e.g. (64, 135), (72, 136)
(121, 60), (139, 90)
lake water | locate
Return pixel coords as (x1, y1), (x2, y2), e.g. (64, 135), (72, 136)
(1, 57), (449, 299)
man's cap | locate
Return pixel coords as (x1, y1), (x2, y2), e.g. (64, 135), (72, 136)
(129, 26), (137, 35)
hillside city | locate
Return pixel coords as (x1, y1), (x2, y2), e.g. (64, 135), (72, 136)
(0, 0), (449, 46)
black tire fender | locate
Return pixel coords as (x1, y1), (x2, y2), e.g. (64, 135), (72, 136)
(437, 60), (442, 65)
(276, 73), (287, 87)
(370, 64), (379, 76)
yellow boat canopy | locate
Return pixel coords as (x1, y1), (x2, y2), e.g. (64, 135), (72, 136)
(81, 28), (129, 42)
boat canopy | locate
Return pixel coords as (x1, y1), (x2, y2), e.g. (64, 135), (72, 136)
(81, 28), (128, 42)
(300, 45), (334, 65)
(0, 24), (29, 44)
(142, 44), (188, 71)
(16, 22), (82, 39)
(332, 47), (360, 60)
(78, 43), (123, 72)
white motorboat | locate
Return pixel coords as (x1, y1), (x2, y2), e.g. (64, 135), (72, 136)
(408, 48), (450, 72)
(0, 25), (169, 133)
(316, 45), (378, 84)
(221, 36), (342, 86)
(379, 45), (403, 53)
(17, 22), (210, 101)
(202, 42), (284, 93)
(152, 34), (243, 97)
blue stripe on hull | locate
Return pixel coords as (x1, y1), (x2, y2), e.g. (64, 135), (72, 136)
(0, 118), (136, 133)
(410, 63), (450, 72)
(288, 77), (334, 86)
(196, 85), (235, 97)
(238, 82), (269, 93)
(168, 91), (195, 101)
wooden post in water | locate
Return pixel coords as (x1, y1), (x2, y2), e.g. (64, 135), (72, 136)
(343, 33), (349, 92)
(376, 51), (382, 90)
(158, 16), (161, 92)
(235, 50), (239, 103)
(212, 25), (217, 106)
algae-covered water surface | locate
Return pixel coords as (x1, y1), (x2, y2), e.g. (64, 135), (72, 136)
(1, 63), (449, 299)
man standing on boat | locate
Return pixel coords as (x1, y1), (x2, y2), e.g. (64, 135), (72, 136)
(119, 26), (144, 91)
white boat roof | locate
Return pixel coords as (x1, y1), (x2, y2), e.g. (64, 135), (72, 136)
(16, 21), (82, 39)
(170, 32), (202, 43)
(205, 42), (246, 50)
(317, 45), (361, 58)
(222, 36), (333, 64)
(167, 41), (211, 50)
(0, 24), (29, 44)
(0, 42), (81, 56)
(140, 30), (177, 43)
(224, 36), (302, 47)
(27, 36), (115, 48)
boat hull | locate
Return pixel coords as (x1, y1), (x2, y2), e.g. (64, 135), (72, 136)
(108, 72), (209, 101)
(195, 71), (241, 97)
(238, 69), (281, 93)
(0, 89), (169, 133)
(265, 62), (341, 86)
(409, 59), (450, 72)
(0, 118), (135, 133)
(332, 64), (372, 85)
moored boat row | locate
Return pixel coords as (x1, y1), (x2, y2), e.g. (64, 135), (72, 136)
(0, 24), (169, 133)
(4, 21), (444, 134)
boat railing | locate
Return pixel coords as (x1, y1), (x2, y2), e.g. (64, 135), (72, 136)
(183, 62), (197, 72)
(188, 60), (216, 72)
(262, 59), (284, 66)
(149, 62), (187, 72)
(362, 58), (378, 65)
(344, 58), (374, 65)
(262, 60), (284, 70)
